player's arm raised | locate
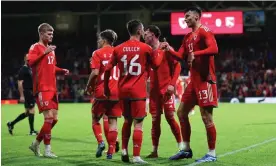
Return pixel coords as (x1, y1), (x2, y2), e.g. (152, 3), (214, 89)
(161, 38), (186, 61)
(103, 50), (117, 98)
(193, 29), (218, 57)
(85, 52), (100, 95)
(27, 45), (56, 67)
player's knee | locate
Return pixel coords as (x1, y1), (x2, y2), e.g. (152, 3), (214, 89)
(24, 110), (30, 116)
(28, 108), (35, 114)
(108, 117), (117, 124)
(134, 123), (143, 131)
(176, 110), (182, 118)
(151, 114), (160, 122)
(109, 120), (118, 131)
(201, 115), (213, 126)
(43, 110), (54, 119)
(165, 111), (174, 120)
(92, 114), (102, 122)
(134, 118), (144, 126)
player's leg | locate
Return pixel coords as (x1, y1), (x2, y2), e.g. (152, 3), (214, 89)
(7, 112), (27, 135)
(121, 100), (132, 162)
(106, 101), (122, 159)
(163, 95), (183, 151)
(169, 83), (196, 160)
(146, 94), (161, 158)
(195, 82), (218, 163)
(30, 109), (55, 157)
(7, 97), (31, 135)
(103, 115), (109, 141)
(91, 100), (105, 158)
(27, 107), (38, 135)
(29, 91), (58, 158)
(26, 91), (37, 135)
(131, 100), (148, 164)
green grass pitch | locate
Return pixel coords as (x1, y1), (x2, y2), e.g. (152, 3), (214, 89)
(2, 103), (276, 166)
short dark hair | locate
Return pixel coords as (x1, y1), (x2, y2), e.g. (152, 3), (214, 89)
(126, 19), (143, 35)
(99, 29), (118, 45)
(185, 6), (202, 18)
(146, 25), (161, 38)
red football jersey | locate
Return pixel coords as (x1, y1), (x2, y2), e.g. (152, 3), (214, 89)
(169, 25), (218, 83)
(105, 39), (162, 100)
(90, 46), (119, 100)
(27, 43), (57, 95)
(150, 49), (181, 95)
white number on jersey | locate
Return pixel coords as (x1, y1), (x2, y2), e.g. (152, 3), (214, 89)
(48, 55), (54, 64)
(101, 60), (119, 80)
(120, 54), (141, 76)
(198, 90), (208, 100)
(188, 43), (193, 52)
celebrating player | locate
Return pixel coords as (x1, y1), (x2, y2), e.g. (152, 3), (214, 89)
(162, 6), (219, 163)
(104, 19), (163, 164)
(7, 54), (38, 136)
(27, 23), (69, 158)
(85, 29), (121, 159)
(144, 25), (183, 158)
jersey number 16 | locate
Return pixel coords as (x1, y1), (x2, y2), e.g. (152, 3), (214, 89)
(121, 54), (141, 76)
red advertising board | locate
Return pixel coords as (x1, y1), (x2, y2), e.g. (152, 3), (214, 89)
(171, 11), (243, 35)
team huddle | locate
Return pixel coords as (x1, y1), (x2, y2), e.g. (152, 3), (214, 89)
(13, 6), (218, 164)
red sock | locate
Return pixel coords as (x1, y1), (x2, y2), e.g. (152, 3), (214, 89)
(36, 118), (53, 144)
(92, 122), (103, 144)
(107, 129), (118, 154)
(206, 123), (216, 150)
(122, 121), (132, 150)
(165, 112), (182, 143)
(103, 117), (109, 141)
(179, 117), (191, 142)
(133, 129), (143, 157)
(151, 115), (161, 148)
(52, 119), (58, 129)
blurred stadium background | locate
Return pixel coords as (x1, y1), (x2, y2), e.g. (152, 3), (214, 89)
(1, 1), (276, 104)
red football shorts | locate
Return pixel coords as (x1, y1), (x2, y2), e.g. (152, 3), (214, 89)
(181, 80), (218, 108)
(92, 100), (122, 118)
(150, 93), (175, 115)
(36, 91), (58, 113)
(121, 100), (146, 119)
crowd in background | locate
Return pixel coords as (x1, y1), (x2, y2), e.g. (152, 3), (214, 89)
(2, 39), (276, 101)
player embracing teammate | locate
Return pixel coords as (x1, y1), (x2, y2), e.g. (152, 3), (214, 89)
(144, 25), (184, 158)
(104, 19), (163, 164)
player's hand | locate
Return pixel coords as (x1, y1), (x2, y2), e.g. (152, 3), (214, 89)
(166, 85), (175, 95)
(19, 96), (25, 103)
(84, 86), (93, 96)
(62, 69), (70, 75)
(160, 42), (170, 51)
(44, 45), (56, 55)
(187, 52), (195, 68)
